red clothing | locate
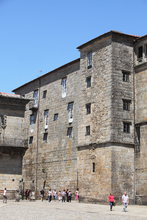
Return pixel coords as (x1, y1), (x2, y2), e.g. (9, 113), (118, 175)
(108, 195), (115, 202)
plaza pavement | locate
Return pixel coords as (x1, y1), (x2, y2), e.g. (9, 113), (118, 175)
(0, 200), (147, 220)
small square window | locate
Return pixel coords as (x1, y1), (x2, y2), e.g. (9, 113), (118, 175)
(123, 99), (131, 111)
(122, 71), (130, 82)
(123, 122), (131, 133)
(54, 113), (58, 121)
(67, 127), (73, 138)
(86, 76), (91, 88)
(86, 103), (91, 114)
(43, 133), (48, 142)
(43, 90), (47, 99)
(29, 136), (33, 144)
(86, 126), (90, 136)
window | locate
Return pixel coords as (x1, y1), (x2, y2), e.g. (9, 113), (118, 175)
(67, 102), (74, 123)
(123, 99), (131, 111)
(43, 90), (47, 99)
(145, 44), (147, 57)
(33, 89), (39, 106)
(54, 113), (58, 121)
(123, 122), (131, 133)
(136, 126), (140, 145)
(44, 109), (49, 129)
(43, 133), (48, 142)
(87, 51), (92, 69)
(61, 77), (67, 98)
(67, 127), (73, 138)
(138, 46), (143, 60)
(86, 76), (91, 88)
(86, 103), (91, 114)
(122, 71), (130, 82)
(30, 114), (36, 125)
(86, 126), (90, 136)
(92, 163), (95, 172)
(29, 136), (33, 144)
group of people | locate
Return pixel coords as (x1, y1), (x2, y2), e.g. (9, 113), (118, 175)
(108, 192), (129, 212)
(40, 188), (79, 203)
(2, 187), (129, 212)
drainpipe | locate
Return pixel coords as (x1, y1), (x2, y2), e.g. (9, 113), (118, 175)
(133, 41), (136, 204)
(35, 78), (41, 198)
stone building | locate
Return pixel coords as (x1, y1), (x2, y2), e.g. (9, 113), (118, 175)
(0, 92), (29, 198)
(11, 31), (147, 204)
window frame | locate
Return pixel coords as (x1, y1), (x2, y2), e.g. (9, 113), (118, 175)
(42, 90), (47, 99)
(85, 125), (90, 136)
(123, 122), (131, 133)
(67, 127), (73, 138)
(87, 51), (92, 69)
(86, 103), (91, 114)
(86, 76), (91, 88)
(123, 99), (131, 111)
(122, 71), (130, 82)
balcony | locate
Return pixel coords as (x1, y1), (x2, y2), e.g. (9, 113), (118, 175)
(29, 99), (38, 111)
(0, 137), (28, 148)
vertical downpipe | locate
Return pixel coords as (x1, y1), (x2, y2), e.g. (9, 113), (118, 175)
(35, 78), (41, 198)
(133, 41), (136, 204)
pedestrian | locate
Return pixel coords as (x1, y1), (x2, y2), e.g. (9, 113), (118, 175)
(58, 191), (62, 202)
(40, 189), (45, 201)
(48, 189), (52, 202)
(68, 191), (72, 202)
(122, 192), (129, 212)
(75, 188), (79, 202)
(108, 193), (115, 211)
(62, 190), (66, 202)
(53, 189), (57, 200)
(66, 189), (69, 202)
(3, 188), (7, 203)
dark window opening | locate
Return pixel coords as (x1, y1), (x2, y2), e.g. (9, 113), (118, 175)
(43, 133), (48, 142)
(54, 113), (58, 121)
(92, 162), (95, 172)
(67, 127), (73, 138)
(43, 90), (47, 99)
(86, 76), (91, 88)
(136, 126), (140, 145)
(86, 126), (90, 136)
(122, 71), (130, 82)
(86, 103), (91, 114)
(29, 136), (33, 144)
(87, 51), (92, 69)
(30, 113), (36, 125)
(123, 122), (131, 133)
(138, 46), (143, 59)
(145, 44), (147, 57)
(123, 99), (131, 111)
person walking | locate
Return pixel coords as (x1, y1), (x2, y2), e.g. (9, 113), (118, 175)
(68, 191), (72, 202)
(40, 189), (45, 201)
(122, 192), (129, 212)
(58, 191), (62, 202)
(62, 190), (66, 202)
(48, 189), (52, 202)
(75, 188), (79, 202)
(108, 193), (115, 211)
(3, 188), (7, 203)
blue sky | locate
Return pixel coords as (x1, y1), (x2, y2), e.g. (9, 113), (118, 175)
(0, 0), (147, 93)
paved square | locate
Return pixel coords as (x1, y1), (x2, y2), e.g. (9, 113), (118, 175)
(0, 200), (147, 220)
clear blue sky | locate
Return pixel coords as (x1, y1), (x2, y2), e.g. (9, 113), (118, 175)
(0, 0), (147, 93)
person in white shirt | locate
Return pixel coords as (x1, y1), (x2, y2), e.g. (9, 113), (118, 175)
(122, 192), (129, 212)
(3, 188), (7, 203)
